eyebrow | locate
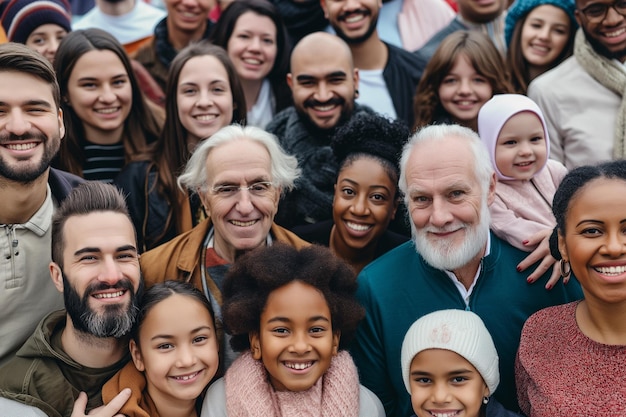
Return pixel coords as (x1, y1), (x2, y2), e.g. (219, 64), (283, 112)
(0, 99), (53, 109)
(150, 325), (214, 341)
(411, 369), (473, 377)
(576, 219), (626, 227)
(74, 244), (137, 257)
(296, 71), (347, 82)
(340, 177), (392, 190)
(266, 315), (331, 324)
(212, 176), (271, 187)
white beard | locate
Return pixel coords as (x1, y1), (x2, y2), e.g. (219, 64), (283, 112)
(411, 198), (491, 271)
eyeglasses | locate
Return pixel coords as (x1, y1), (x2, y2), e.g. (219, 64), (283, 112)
(210, 181), (275, 198)
(579, 0), (626, 22)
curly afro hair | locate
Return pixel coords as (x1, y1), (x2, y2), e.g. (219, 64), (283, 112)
(331, 111), (409, 181)
(222, 243), (365, 352)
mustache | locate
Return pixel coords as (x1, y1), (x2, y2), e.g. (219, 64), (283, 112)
(84, 278), (134, 297)
(0, 131), (47, 144)
(303, 96), (345, 109)
(338, 8), (370, 21)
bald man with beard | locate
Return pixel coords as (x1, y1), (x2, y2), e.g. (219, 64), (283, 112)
(267, 32), (378, 229)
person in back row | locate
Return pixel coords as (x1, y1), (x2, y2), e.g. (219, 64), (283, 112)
(266, 31), (377, 229)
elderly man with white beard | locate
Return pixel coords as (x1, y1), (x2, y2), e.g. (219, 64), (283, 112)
(349, 124), (582, 417)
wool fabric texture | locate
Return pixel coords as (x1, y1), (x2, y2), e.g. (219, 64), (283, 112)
(505, 0), (576, 45)
(574, 29), (626, 159)
(400, 309), (500, 395)
(516, 302), (626, 416)
(0, 0), (71, 43)
(225, 350), (360, 417)
(478, 93), (550, 181)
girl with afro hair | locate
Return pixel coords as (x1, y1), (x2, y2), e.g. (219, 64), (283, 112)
(292, 112), (410, 274)
(201, 243), (385, 417)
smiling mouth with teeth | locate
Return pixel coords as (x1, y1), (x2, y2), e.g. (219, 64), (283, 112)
(346, 221), (372, 232)
(284, 361), (313, 370)
(594, 265), (626, 275)
(93, 290), (125, 299)
(230, 220), (257, 227)
(5, 143), (38, 151)
(428, 411), (460, 417)
(172, 370), (202, 381)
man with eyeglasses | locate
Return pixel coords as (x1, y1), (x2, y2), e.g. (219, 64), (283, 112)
(139, 124), (309, 371)
(528, 0), (626, 169)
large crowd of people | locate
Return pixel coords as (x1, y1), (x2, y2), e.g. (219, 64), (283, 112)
(0, 0), (624, 416)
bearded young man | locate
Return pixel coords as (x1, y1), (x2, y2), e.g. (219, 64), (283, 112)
(528, 0), (626, 168)
(349, 124), (582, 417)
(0, 182), (141, 417)
(0, 43), (82, 368)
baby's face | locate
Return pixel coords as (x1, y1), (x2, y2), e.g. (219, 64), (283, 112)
(495, 111), (548, 180)
(409, 349), (489, 417)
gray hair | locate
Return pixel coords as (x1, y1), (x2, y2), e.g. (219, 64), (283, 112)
(398, 124), (494, 204)
(178, 124), (300, 194)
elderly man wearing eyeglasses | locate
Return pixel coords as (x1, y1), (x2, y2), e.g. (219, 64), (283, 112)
(139, 124), (309, 370)
(526, 0), (626, 169)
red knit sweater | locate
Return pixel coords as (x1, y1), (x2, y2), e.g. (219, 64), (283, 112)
(516, 302), (626, 416)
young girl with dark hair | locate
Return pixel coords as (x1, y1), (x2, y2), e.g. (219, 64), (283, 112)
(201, 244), (385, 417)
(413, 31), (513, 132)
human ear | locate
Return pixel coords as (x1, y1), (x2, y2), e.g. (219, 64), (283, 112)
(49, 262), (64, 293)
(332, 331), (340, 356)
(129, 339), (145, 372)
(557, 231), (569, 263)
(249, 332), (262, 360)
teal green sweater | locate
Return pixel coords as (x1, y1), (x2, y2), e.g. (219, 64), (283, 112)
(350, 234), (582, 417)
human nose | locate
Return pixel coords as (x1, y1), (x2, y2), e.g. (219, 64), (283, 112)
(235, 188), (255, 214)
(343, 0), (361, 11)
(47, 38), (61, 56)
(538, 26), (550, 40)
(518, 141), (532, 156)
(314, 82), (333, 103)
(289, 331), (311, 354)
(5, 109), (31, 136)
(350, 194), (370, 216)
(457, 78), (472, 95)
(429, 197), (453, 227)
(604, 3), (624, 24)
(176, 344), (197, 368)
(431, 382), (452, 404)
(601, 230), (626, 257)
(98, 84), (116, 103)
(98, 256), (124, 285)
(196, 90), (214, 107)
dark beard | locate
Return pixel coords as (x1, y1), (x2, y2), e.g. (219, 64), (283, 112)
(333, 10), (379, 44)
(582, 26), (626, 61)
(63, 273), (143, 339)
(0, 131), (59, 184)
(295, 101), (356, 143)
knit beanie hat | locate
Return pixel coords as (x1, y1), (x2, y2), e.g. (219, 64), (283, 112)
(0, 0), (72, 44)
(505, 0), (577, 46)
(477, 93), (550, 181)
(400, 309), (500, 396)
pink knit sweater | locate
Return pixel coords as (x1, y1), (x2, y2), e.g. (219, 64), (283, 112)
(516, 302), (626, 416)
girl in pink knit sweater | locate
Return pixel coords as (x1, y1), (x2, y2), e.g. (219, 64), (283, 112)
(201, 244), (385, 417)
(478, 94), (568, 289)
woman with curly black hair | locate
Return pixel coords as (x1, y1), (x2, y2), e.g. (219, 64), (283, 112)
(201, 243), (385, 417)
(293, 112), (410, 273)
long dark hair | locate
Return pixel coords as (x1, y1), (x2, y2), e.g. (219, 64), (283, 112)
(209, 0), (292, 112)
(506, 12), (575, 93)
(53, 28), (162, 176)
(143, 41), (246, 248)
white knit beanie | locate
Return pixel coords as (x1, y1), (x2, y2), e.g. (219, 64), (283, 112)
(400, 309), (500, 396)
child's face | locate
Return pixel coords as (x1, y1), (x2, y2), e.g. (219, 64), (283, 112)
(409, 349), (489, 417)
(438, 54), (493, 128)
(495, 111), (547, 180)
(130, 294), (219, 406)
(250, 281), (340, 392)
